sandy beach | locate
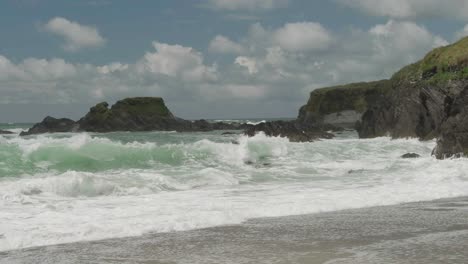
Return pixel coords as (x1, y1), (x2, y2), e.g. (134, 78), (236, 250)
(2, 196), (468, 264)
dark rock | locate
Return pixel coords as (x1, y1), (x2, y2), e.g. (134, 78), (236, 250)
(0, 129), (14, 135)
(222, 132), (237, 135)
(401, 153), (421, 158)
(78, 97), (179, 132)
(244, 120), (334, 142)
(433, 87), (468, 159)
(20, 116), (78, 136)
(21, 97), (246, 135)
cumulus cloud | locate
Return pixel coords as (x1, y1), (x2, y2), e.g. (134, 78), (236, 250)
(137, 42), (217, 82)
(273, 22), (332, 52)
(207, 0), (289, 11)
(336, 0), (468, 20)
(209, 35), (245, 54)
(0, 20), (452, 121)
(43, 17), (106, 51)
(235, 56), (258, 74)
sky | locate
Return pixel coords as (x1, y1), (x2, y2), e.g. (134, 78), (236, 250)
(1, 0), (468, 122)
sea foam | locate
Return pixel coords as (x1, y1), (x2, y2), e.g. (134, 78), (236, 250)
(1, 131), (468, 251)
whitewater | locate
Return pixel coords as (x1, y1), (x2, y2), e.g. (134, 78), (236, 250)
(1, 124), (468, 252)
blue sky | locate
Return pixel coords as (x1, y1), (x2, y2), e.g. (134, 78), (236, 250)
(1, 0), (468, 122)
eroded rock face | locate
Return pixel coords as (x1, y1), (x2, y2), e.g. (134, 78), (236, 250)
(433, 87), (468, 159)
(20, 116), (78, 136)
(244, 120), (335, 142)
(357, 80), (463, 140)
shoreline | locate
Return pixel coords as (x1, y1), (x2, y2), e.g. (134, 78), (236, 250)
(3, 196), (468, 264)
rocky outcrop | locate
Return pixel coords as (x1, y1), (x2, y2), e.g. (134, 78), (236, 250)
(0, 129), (14, 135)
(20, 116), (79, 135)
(21, 97), (245, 135)
(244, 120), (336, 142)
(298, 80), (390, 128)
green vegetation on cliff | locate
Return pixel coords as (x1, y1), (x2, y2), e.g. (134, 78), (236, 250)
(393, 37), (468, 84)
(301, 37), (468, 125)
(111, 97), (172, 117)
(299, 80), (390, 122)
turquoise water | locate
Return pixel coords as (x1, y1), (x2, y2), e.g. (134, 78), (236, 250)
(1, 122), (468, 251)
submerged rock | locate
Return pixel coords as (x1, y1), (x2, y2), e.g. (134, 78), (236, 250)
(244, 120), (335, 142)
(401, 153), (421, 159)
(222, 131), (238, 135)
(0, 129), (14, 135)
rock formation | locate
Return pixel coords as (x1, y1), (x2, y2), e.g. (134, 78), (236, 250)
(357, 38), (468, 141)
(298, 80), (390, 128)
(0, 129), (14, 135)
(21, 97), (245, 136)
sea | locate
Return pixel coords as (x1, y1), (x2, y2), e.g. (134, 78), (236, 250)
(1, 120), (468, 263)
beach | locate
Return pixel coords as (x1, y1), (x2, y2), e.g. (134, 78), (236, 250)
(2, 196), (468, 263)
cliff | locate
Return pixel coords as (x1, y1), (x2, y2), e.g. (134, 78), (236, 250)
(298, 80), (390, 127)
(355, 37), (468, 158)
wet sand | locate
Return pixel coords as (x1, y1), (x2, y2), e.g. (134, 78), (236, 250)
(2, 197), (468, 264)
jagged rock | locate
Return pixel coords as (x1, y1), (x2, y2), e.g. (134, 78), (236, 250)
(244, 120), (334, 142)
(21, 97), (245, 135)
(401, 153), (421, 158)
(20, 116), (78, 136)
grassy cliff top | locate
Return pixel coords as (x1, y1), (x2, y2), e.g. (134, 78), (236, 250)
(111, 97), (173, 117)
(303, 80), (390, 115)
(421, 37), (468, 69)
(393, 37), (468, 83)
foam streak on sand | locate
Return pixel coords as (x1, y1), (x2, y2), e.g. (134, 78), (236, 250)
(1, 130), (468, 251)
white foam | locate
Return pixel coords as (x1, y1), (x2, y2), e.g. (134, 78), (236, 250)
(2, 134), (468, 251)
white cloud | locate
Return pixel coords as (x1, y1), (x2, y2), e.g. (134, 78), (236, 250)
(43, 17), (106, 51)
(336, 0), (468, 20)
(209, 35), (244, 54)
(235, 56), (258, 74)
(207, 0), (288, 11)
(0, 20), (453, 121)
(137, 42), (217, 82)
(273, 22), (332, 52)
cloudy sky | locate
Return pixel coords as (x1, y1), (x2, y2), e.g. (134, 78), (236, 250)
(1, 0), (468, 122)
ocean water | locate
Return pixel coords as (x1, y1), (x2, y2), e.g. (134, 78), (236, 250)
(1, 122), (468, 252)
